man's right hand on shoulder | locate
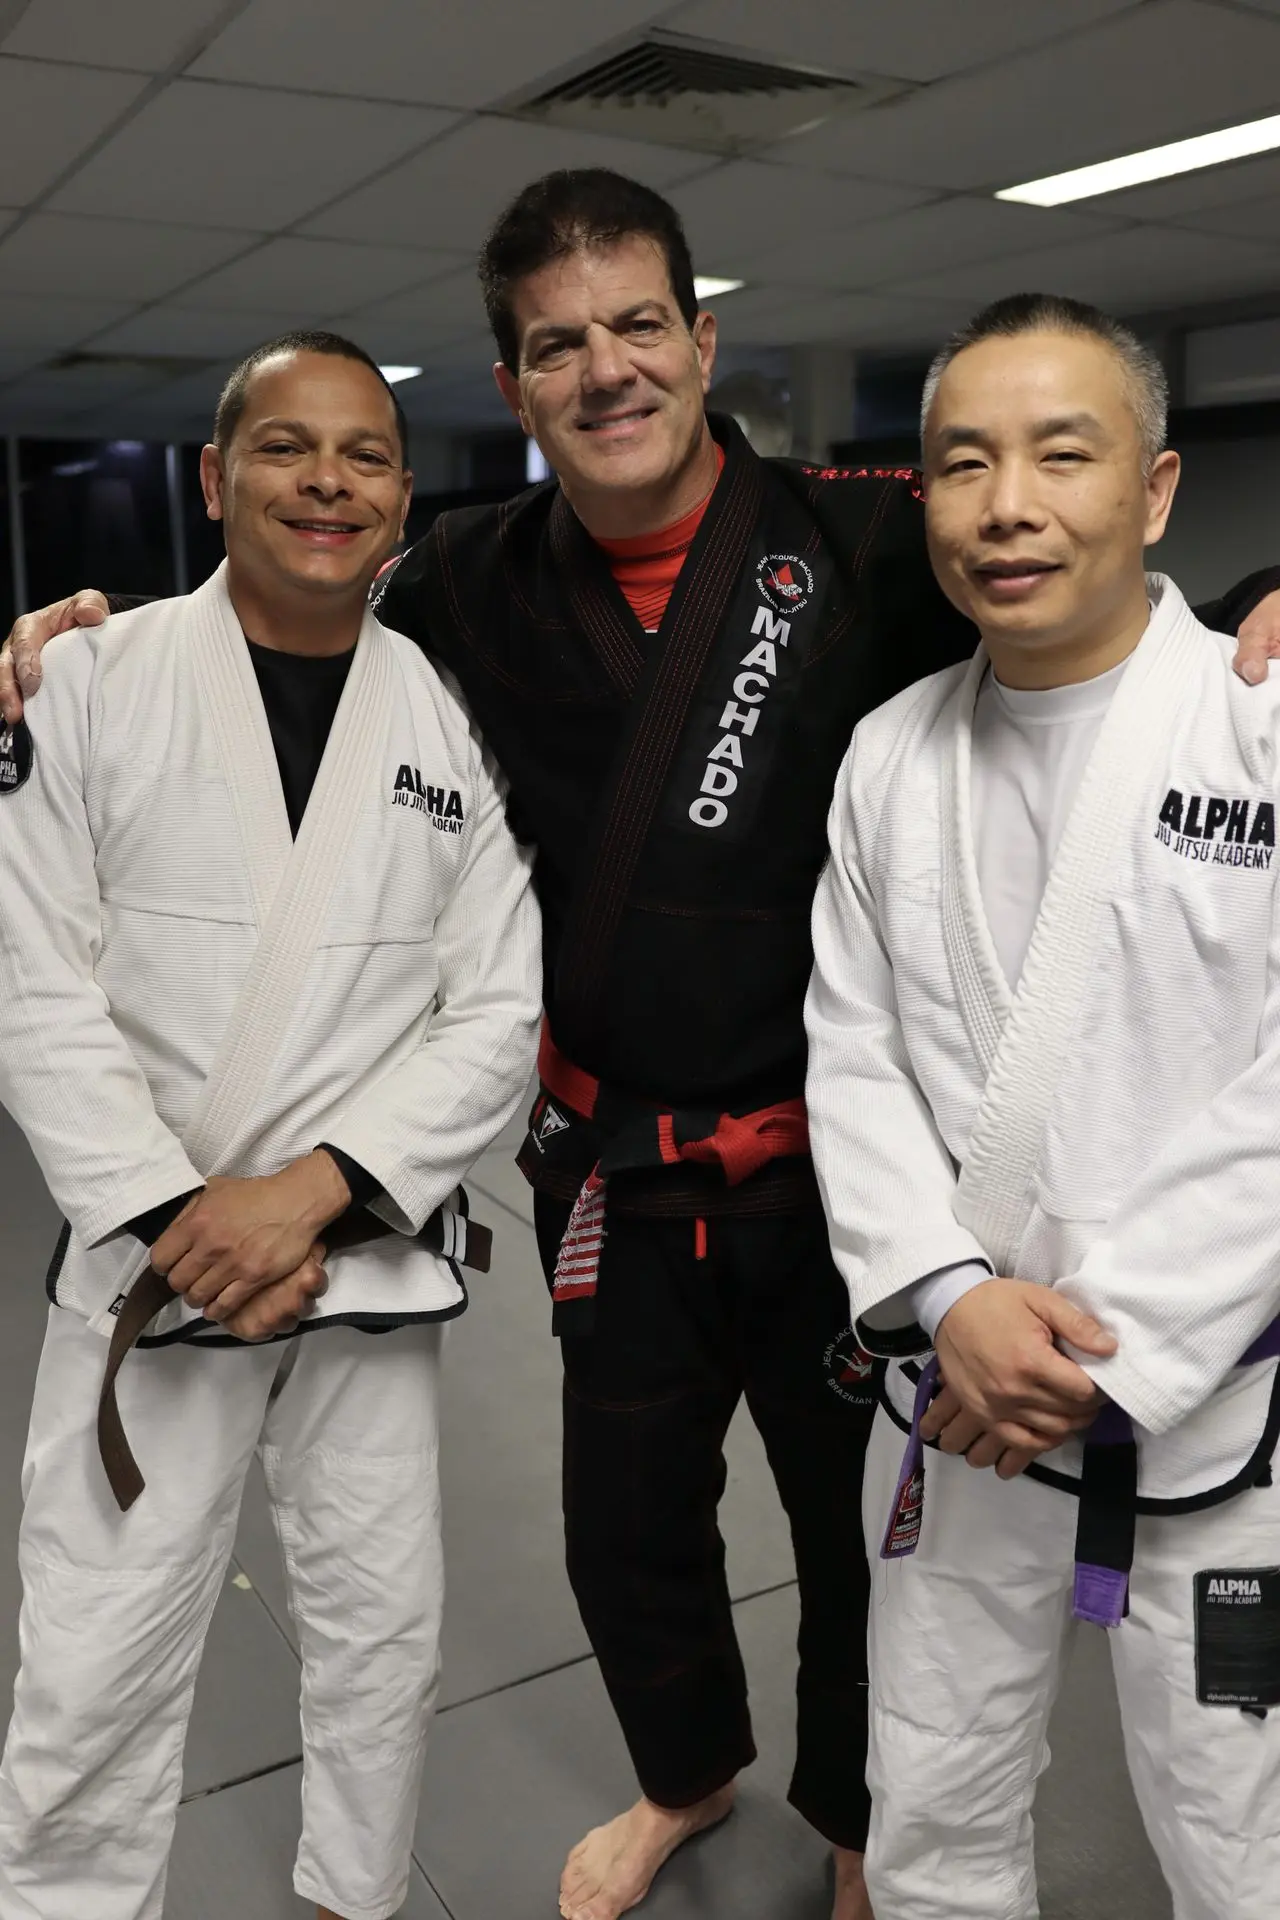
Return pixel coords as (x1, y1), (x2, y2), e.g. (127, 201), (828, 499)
(922, 1276), (1117, 1447)
(0, 589), (111, 724)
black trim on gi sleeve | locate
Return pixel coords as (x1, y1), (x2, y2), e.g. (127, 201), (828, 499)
(315, 1143), (383, 1213)
(126, 1189), (201, 1247)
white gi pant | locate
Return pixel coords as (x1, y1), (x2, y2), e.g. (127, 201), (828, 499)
(861, 1407), (1280, 1920)
(0, 1307), (445, 1920)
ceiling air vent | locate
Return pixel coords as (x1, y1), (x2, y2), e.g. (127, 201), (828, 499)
(506, 33), (909, 157)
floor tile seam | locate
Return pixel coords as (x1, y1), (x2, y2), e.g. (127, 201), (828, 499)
(436, 1646), (600, 1717)
(432, 1575), (799, 1718)
(178, 1750), (302, 1806)
(409, 1853), (460, 1920)
(464, 1174), (534, 1233)
(730, 1575), (800, 1607)
(229, 1548), (302, 1663)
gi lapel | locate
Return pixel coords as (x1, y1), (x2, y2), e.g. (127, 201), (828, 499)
(552, 429), (765, 1044)
(179, 564), (393, 1177)
(941, 648), (1013, 1081)
(549, 490), (646, 697)
(953, 579), (1205, 1273)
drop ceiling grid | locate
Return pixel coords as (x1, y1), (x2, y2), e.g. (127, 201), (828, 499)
(0, 0), (1275, 433)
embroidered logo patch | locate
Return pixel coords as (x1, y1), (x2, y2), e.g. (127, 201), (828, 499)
(823, 1326), (876, 1406)
(391, 765), (465, 834)
(755, 552), (814, 615)
(1154, 787), (1275, 870)
(527, 1094), (572, 1156)
(0, 720), (33, 795)
(885, 1467), (925, 1556)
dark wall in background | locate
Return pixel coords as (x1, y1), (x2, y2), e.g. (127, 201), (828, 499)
(20, 440), (175, 610)
(5, 399), (1274, 621)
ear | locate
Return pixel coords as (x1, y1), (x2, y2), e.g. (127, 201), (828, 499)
(493, 360), (527, 429)
(693, 310), (718, 396)
(200, 443), (226, 522)
(398, 466), (414, 541)
(1142, 448), (1181, 548)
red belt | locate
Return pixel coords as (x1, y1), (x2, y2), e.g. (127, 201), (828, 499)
(538, 1028), (809, 1329)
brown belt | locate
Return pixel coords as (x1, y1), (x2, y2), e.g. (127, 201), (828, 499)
(97, 1203), (492, 1513)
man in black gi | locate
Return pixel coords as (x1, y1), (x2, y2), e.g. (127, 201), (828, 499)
(5, 171), (1279, 1920)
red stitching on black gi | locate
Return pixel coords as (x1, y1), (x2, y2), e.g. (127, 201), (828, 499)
(555, 446), (765, 1038)
(499, 495), (568, 631)
(801, 474), (903, 674)
(550, 491), (646, 694)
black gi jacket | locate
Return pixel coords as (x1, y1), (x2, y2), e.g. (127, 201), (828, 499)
(377, 415), (1279, 1214)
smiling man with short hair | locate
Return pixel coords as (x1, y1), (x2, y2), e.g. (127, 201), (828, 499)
(807, 293), (1280, 1919)
(0, 333), (540, 1920)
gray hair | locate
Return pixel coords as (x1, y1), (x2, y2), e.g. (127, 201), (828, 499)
(920, 292), (1169, 473)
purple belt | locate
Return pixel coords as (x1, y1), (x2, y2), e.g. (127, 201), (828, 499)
(881, 1316), (1280, 1627)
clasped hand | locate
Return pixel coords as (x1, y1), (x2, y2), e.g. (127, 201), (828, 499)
(149, 1152), (350, 1342)
(919, 1277), (1117, 1480)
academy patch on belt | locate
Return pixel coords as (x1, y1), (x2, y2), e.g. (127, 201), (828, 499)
(0, 720), (32, 794)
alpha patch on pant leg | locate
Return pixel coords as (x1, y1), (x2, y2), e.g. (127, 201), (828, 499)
(1193, 1567), (1280, 1708)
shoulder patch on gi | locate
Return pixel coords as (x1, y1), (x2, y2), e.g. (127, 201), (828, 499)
(0, 719), (32, 794)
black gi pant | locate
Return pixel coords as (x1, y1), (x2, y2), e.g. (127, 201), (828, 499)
(534, 1191), (877, 1852)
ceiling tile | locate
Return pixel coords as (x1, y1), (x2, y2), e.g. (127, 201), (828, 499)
(890, 226), (1280, 313)
(738, 195), (1122, 291)
(0, 346), (54, 383)
(0, 213), (257, 301)
(669, 163), (929, 268)
(0, 292), (131, 350)
(180, 236), (464, 313)
(7, 361), (168, 409)
(192, 0), (673, 108)
(716, 287), (967, 349)
(766, 2), (1280, 191)
(1097, 150), (1280, 224)
(4, 0), (233, 72)
(303, 114), (713, 250)
(340, 267), (487, 333)
(1163, 195), (1280, 244)
(0, 57), (148, 204)
(665, 0), (1134, 86)
(87, 305), (303, 358)
(50, 80), (458, 229)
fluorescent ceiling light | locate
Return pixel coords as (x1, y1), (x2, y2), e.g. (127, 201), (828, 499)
(996, 111), (1280, 206)
(694, 276), (745, 299)
(379, 364), (423, 384)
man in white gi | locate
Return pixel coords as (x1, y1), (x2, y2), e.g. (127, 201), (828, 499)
(0, 333), (541, 1920)
(806, 293), (1280, 1920)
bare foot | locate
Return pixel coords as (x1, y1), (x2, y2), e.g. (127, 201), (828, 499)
(832, 1845), (873, 1920)
(558, 1784), (736, 1920)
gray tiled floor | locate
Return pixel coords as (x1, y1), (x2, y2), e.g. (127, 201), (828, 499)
(0, 1102), (1171, 1918)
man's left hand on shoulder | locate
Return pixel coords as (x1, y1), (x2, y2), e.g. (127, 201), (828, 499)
(149, 1150), (352, 1320)
(1233, 588), (1280, 684)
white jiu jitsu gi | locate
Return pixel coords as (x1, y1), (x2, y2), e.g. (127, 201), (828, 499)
(806, 575), (1280, 1920)
(0, 564), (541, 1920)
